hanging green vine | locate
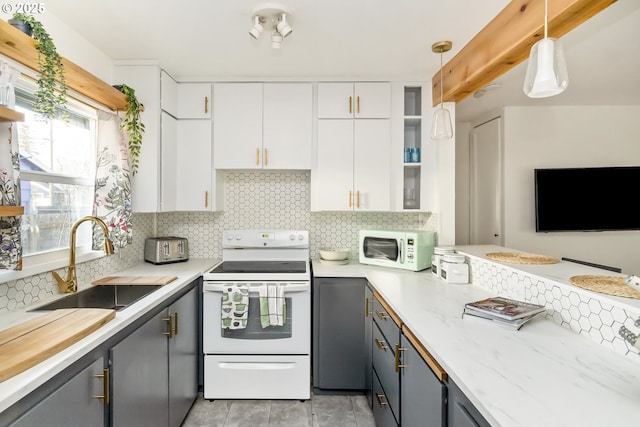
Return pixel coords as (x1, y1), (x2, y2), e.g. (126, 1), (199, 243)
(11, 13), (68, 120)
(114, 84), (145, 175)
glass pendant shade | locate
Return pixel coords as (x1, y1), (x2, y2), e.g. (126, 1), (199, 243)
(431, 106), (453, 140)
(523, 37), (569, 98)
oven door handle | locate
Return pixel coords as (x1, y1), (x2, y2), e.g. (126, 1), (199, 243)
(203, 282), (310, 293)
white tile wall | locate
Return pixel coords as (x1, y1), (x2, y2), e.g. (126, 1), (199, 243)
(0, 170), (436, 312)
(468, 257), (640, 358)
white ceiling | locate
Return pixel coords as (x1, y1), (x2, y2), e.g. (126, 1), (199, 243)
(45, 0), (640, 123)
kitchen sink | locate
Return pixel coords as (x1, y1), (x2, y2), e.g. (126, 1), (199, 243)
(30, 285), (162, 312)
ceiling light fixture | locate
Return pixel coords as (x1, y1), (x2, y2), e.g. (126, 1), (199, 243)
(430, 40), (453, 141)
(249, 5), (293, 49)
(523, 0), (569, 98)
(276, 13), (292, 38)
(249, 16), (265, 39)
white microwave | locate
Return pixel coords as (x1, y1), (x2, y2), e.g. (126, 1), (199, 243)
(358, 230), (436, 271)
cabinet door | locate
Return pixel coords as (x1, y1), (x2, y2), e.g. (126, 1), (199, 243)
(314, 120), (355, 211)
(161, 112), (177, 212)
(448, 379), (491, 427)
(263, 83), (312, 169)
(176, 119), (213, 211)
(168, 287), (199, 427)
(313, 278), (366, 390)
(364, 284), (374, 408)
(317, 83), (354, 118)
(114, 64), (161, 212)
(213, 83), (263, 169)
(400, 334), (446, 427)
(178, 83), (212, 119)
(161, 71), (178, 117)
(10, 357), (105, 427)
(354, 120), (391, 211)
(355, 83), (391, 118)
(111, 310), (169, 427)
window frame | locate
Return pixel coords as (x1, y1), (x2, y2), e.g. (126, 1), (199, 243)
(0, 75), (106, 283)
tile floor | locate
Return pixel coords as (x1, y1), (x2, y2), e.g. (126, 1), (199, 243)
(182, 393), (376, 427)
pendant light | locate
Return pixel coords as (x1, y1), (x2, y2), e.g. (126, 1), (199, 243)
(431, 40), (453, 141)
(523, 0), (569, 98)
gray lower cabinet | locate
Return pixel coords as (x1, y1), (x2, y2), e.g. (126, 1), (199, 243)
(364, 282), (374, 407)
(313, 277), (366, 390)
(9, 357), (106, 427)
(111, 285), (198, 427)
(448, 379), (491, 427)
(400, 332), (447, 427)
(168, 285), (198, 427)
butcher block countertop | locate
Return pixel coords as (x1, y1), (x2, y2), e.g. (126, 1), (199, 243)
(0, 259), (218, 414)
(0, 308), (115, 383)
(313, 255), (640, 427)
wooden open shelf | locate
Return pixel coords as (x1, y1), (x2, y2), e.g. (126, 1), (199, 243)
(0, 206), (24, 216)
(0, 19), (128, 111)
(0, 105), (24, 122)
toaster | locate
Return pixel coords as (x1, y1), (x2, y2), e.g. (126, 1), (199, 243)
(144, 237), (189, 264)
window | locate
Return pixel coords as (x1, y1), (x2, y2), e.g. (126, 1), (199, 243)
(15, 82), (98, 257)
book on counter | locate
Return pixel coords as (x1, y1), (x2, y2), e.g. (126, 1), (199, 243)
(462, 296), (546, 330)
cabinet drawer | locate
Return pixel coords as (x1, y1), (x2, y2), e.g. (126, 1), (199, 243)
(372, 323), (399, 423)
(372, 371), (399, 427)
(373, 296), (400, 344)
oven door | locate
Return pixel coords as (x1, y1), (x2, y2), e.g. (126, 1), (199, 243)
(202, 281), (310, 355)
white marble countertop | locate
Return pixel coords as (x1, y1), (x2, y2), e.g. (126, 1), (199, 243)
(0, 258), (218, 414)
(313, 257), (640, 427)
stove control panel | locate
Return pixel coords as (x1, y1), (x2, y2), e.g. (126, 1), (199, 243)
(223, 229), (309, 248)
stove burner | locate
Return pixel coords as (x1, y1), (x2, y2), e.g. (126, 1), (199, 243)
(209, 261), (307, 275)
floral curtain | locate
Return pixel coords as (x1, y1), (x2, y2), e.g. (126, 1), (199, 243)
(0, 63), (22, 270)
(92, 110), (132, 250)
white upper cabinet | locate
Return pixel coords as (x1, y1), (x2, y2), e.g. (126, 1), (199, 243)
(160, 71), (178, 117)
(313, 119), (390, 211)
(317, 82), (391, 119)
(213, 83), (263, 169)
(178, 83), (212, 119)
(176, 119), (223, 211)
(262, 83), (312, 169)
(213, 82), (312, 170)
(161, 111), (177, 212)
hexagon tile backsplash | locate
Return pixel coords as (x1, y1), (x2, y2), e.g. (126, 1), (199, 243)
(468, 257), (640, 359)
(0, 170), (435, 313)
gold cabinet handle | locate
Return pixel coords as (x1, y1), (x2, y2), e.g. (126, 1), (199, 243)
(375, 393), (388, 407)
(357, 96), (360, 114)
(349, 190), (352, 208)
(205, 191), (209, 208)
(93, 368), (110, 406)
(163, 316), (173, 339)
(256, 147), (260, 166)
(264, 148), (268, 166)
(173, 312), (179, 336)
(394, 344), (407, 373)
(365, 297), (372, 317)
(349, 96), (352, 114)
(375, 310), (389, 320)
(375, 338), (388, 350)
(204, 96), (209, 114)
(357, 190), (361, 208)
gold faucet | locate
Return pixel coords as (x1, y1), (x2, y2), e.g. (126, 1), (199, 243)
(52, 216), (115, 293)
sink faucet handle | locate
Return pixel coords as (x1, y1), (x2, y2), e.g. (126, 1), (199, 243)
(52, 271), (75, 293)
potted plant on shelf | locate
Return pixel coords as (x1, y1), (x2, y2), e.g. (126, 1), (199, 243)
(113, 84), (145, 175)
(9, 13), (68, 120)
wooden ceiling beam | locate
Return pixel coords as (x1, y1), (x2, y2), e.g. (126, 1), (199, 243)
(432, 0), (617, 106)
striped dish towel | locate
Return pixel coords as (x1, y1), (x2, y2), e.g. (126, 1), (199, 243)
(259, 283), (286, 328)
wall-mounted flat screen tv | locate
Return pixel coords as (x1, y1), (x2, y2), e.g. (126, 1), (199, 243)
(534, 166), (640, 232)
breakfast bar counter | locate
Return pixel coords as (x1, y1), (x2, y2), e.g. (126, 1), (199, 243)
(312, 248), (640, 427)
